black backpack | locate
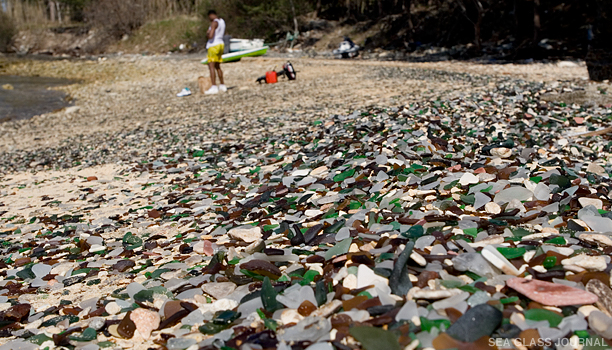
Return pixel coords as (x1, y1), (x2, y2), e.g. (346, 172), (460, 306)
(283, 62), (296, 80)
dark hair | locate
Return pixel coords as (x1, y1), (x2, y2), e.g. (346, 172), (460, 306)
(207, 10), (217, 15)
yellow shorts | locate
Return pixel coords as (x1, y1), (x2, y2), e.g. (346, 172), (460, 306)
(207, 44), (224, 63)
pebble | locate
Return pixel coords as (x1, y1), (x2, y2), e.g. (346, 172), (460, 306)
(105, 302), (122, 315)
(561, 254), (607, 271)
(588, 311), (612, 339)
(578, 197), (603, 210)
(452, 252), (499, 278)
(585, 279), (612, 317)
(484, 202), (501, 214)
(31, 264), (51, 278)
(445, 304), (503, 342)
(201, 282), (237, 300)
(229, 226), (262, 242)
(481, 245), (520, 275)
(130, 308), (160, 339)
(507, 277), (599, 306)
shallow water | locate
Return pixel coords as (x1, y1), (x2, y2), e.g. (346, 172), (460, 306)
(0, 75), (75, 122)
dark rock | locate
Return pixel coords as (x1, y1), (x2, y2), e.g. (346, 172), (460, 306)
(240, 260), (281, 279)
(493, 323), (522, 339)
(62, 275), (84, 286)
(117, 311), (136, 339)
(389, 240), (414, 296)
(445, 304), (503, 342)
(112, 259), (136, 272)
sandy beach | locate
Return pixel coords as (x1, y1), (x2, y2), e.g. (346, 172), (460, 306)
(1, 55), (612, 349)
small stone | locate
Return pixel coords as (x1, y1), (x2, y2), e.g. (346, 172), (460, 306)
(507, 277), (598, 306)
(533, 183), (551, 201)
(229, 225), (262, 242)
(202, 282), (237, 300)
(163, 300), (183, 318)
(88, 317), (105, 330)
(491, 147), (512, 158)
(31, 264), (51, 278)
(452, 252), (499, 278)
(467, 291), (490, 306)
(494, 187), (533, 204)
(87, 176), (98, 181)
(561, 254), (607, 271)
(298, 300), (317, 316)
(130, 308), (160, 339)
(148, 209), (162, 218)
(473, 192), (490, 210)
(342, 295), (369, 311)
(412, 289), (461, 300)
(395, 300), (419, 323)
(105, 302), (122, 315)
(588, 310), (612, 339)
(245, 239), (265, 254)
(108, 324), (121, 338)
(485, 202), (501, 214)
(445, 304), (503, 342)
(167, 337), (197, 350)
(117, 311), (136, 339)
(112, 259), (135, 272)
(586, 279), (612, 317)
(481, 245), (520, 276)
(579, 197), (603, 210)
(579, 233), (612, 247)
(325, 237), (351, 260)
(581, 216), (612, 233)
(240, 259), (281, 279)
(194, 240), (214, 256)
(280, 309), (304, 324)
(5, 304), (30, 320)
(357, 264), (388, 289)
(335, 227), (351, 241)
(459, 173), (479, 186)
(181, 309), (205, 326)
(587, 163), (606, 176)
(431, 291), (469, 310)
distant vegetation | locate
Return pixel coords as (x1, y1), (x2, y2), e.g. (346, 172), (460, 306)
(0, 11), (16, 52)
(0, 0), (610, 63)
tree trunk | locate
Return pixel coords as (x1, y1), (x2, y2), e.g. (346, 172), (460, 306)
(473, 0), (484, 51)
(533, 0), (540, 43)
(403, 0), (413, 40)
(345, 0), (351, 19)
(49, 1), (56, 22)
(315, 0), (321, 17)
(56, 1), (62, 23)
(289, 0), (298, 34)
(377, 0), (383, 17)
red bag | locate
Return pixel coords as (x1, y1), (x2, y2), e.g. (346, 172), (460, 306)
(265, 71), (277, 84)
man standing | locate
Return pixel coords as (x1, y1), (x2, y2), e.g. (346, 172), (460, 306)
(204, 10), (226, 94)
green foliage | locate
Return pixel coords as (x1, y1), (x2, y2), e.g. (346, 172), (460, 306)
(0, 11), (16, 53)
(59, 0), (90, 21)
(199, 0), (313, 40)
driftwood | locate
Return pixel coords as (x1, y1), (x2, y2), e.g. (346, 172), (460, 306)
(568, 126), (612, 138)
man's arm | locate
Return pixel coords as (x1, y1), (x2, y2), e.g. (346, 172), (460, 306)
(208, 21), (218, 39)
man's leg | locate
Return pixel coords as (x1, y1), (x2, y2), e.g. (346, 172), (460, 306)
(215, 62), (224, 85)
(208, 62), (216, 86)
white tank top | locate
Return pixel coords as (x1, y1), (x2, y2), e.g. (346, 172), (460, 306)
(206, 18), (225, 49)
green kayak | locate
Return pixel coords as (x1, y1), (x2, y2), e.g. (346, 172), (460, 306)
(201, 46), (269, 64)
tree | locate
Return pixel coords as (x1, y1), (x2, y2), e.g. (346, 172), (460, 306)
(458, 0), (486, 50)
